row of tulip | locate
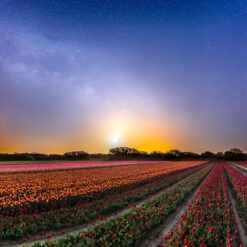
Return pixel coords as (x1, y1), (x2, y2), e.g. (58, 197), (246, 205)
(224, 162), (247, 222)
(162, 163), (241, 247)
(0, 161), (160, 172)
(31, 164), (212, 246)
(0, 163), (204, 241)
(0, 161), (203, 215)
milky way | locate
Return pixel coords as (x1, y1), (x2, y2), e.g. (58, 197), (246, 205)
(0, 0), (246, 153)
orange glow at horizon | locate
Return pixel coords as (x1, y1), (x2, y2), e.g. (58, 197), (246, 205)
(101, 113), (175, 153)
(0, 114), (176, 154)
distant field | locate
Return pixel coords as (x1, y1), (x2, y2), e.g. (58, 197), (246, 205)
(0, 160), (160, 172)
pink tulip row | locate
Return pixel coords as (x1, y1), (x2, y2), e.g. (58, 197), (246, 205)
(0, 160), (160, 172)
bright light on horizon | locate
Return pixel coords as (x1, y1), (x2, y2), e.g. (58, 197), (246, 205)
(109, 134), (122, 148)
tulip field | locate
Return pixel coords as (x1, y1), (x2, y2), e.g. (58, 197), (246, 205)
(0, 161), (246, 246)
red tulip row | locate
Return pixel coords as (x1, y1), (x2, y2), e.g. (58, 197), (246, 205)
(31, 165), (212, 247)
(224, 162), (247, 221)
(162, 163), (242, 247)
(0, 164), (205, 241)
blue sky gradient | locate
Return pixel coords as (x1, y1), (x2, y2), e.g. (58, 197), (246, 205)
(0, 0), (246, 153)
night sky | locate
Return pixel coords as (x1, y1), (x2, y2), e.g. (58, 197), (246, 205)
(0, 0), (246, 153)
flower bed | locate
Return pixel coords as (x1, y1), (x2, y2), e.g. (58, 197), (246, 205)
(31, 165), (211, 246)
(0, 164), (205, 241)
(162, 163), (241, 247)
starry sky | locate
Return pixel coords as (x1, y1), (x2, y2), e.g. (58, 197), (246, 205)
(0, 0), (246, 154)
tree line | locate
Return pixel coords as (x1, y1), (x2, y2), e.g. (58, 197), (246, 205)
(0, 147), (246, 161)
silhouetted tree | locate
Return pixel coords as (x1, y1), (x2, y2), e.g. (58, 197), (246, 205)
(64, 151), (90, 160)
(201, 151), (215, 160)
(223, 148), (245, 161)
(108, 147), (148, 160)
(0, 147), (246, 161)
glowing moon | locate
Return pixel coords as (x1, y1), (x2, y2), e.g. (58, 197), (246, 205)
(109, 135), (121, 147)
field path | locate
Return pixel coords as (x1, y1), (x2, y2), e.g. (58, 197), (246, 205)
(139, 166), (212, 247)
(231, 162), (247, 176)
(5, 166), (206, 247)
